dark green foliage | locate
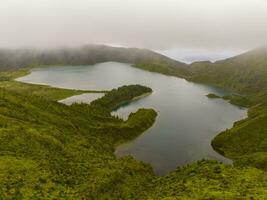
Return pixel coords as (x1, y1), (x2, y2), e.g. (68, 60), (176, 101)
(206, 93), (220, 99)
(225, 91), (267, 107)
(212, 97), (267, 171)
(134, 61), (190, 78)
(91, 85), (152, 111)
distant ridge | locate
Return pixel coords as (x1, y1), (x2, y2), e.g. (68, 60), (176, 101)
(0, 44), (189, 77)
(189, 47), (267, 93)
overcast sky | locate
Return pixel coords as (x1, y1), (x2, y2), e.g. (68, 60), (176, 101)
(1, 0), (267, 51)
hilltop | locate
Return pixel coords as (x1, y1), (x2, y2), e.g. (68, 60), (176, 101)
(189, 47), (267, 93)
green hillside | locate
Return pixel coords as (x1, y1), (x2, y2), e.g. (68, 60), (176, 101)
(1, 73), (266, 199)
(189, 48), (267, 93)
(1, 47), (267, 199)
(0, 80), (158, 199)
(184, 48), (267, 174)
(212, 92), (267, 171)
(153, 160), (267, 199)
(0, 45), (189, 77)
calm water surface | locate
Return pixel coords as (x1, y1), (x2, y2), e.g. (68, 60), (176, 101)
(58, 93), (105, 105)
(17, 62), (247, 175)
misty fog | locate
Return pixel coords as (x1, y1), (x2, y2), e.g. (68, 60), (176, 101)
(1, 0), (267, 60)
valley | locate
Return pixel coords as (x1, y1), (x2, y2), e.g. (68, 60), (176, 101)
(0, 46), (267, 199)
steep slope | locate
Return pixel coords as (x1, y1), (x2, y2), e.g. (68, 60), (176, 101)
(186, 49), (267, 172)
(1, 47), (267, 199)
(212, 92), (267, 171)
(189, 48), (267, 93)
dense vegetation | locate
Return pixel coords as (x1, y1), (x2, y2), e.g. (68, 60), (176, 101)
(0, 81), (158, 199)
(1, 73), (266, 199)
(189, 48), (267, 93)
(206, 93), (221, 99)
(212, 93), (267, 171)
(91, 85), (152, 111)
(153, 160), (267, 199)
(134, 61), (190, 78)
(1, 46), (267, 199)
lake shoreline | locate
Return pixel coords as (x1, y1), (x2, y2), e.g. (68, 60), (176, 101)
(14, 62), (247, 175)
(112, 92), (152, 112)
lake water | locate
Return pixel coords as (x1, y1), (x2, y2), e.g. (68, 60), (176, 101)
(58, 93), (105, 105)
(17, 62), (247, 175)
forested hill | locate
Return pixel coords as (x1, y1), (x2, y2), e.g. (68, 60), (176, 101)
(189, 47), (267, 93)
(0, 45), (189, 77)
(1, 69), (266, 199)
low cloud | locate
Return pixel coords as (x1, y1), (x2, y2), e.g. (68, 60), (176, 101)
(1, 0), (267, 50)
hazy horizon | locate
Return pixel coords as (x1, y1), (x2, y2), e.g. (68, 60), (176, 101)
(1, 0), (267, 62)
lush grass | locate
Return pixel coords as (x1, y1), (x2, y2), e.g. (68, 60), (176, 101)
(134, 61), (189, 78)
(0, 69), (30, 80)
(91, 85), (152, 111)
(0, 83), (158, 199)
(1, 76), (267, 199)
(212, 95), (267, 171)
(1, 50), (267, 198)
(212, 90), (267, 172)
(206, 93), (221, 99)
(0, 69), (105, 101)
(152, 160), (267, 199)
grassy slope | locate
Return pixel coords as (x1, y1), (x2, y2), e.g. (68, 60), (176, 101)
(153, 160), (267, 199)
(90, 85), (152, 111)
(133, 61), (190, 78)
(0, 70), (266, 199)
(206, 93), (221, 99)
(189, 48), (267, 93)
(212, 94), (267, 171)
(0, 69), (105, 101)
(1, 47), (267, 198)
(0, 82), (158, 199)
